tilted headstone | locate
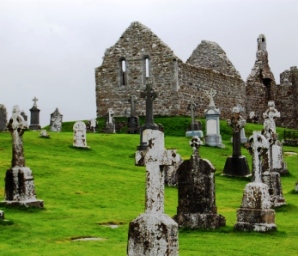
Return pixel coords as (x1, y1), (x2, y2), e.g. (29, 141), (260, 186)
(2, 105), (44, 208)
(73, 121), (89, 148)
(223, 106), (250, 177)
(204, 89), (224, 147)
(105, 108), (115, 133)
(127, 82), (178, 256)
(262, 101), (288, 175)
(128, 130), (179, 255)
(50, 108), (63, 132)
(0, 104), (7, 131)
(176, 136), (226, 229)
(29, 97), (41, 130)
(127, 95), (140, 134)
(185, 100), (204, 138)
(235, 132), (276, 232)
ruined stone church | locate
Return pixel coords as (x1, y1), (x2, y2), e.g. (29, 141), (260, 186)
(95, 21), (298, 129)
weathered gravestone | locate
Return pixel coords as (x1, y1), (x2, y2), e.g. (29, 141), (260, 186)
(40, 129), (50, 138)
(223, 106), (250, 177)
(29, 97), (41, 130)
(261, 103), (286, 207)
(2, 105), (44, 208)
(176, 136), (226, 229)
(50, 108), (63, 132)
(20, 110), (28, 121)
(0, 104), (7, 131)
(235, 132), (276, 232)
(127, 95), (140, 134)
(86, 119), (98, 133)
(73, 121), (89, 148)
(0, 210), (4, 220)
(263, 101), (288, 175)
(204, 89), (224, 147)
(127, 82), (178, 256)
(164, 154), (183, 187)
(185, 100), (204, 138)
(105, 108), (115, 133)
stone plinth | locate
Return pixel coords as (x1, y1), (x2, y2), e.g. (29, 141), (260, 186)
(3, 167), (44, 208)
(223, 156), (250, 177)
(29, 106), (41, 130)
(127, 213), (178, 256)
(235, 182), (276, 232)
(176, 138), (225, 229)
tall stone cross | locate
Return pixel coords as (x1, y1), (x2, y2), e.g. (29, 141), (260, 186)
(7, 105), (28, 167)
(263, 101), (280, 138)
(247, 131), (269, 183)
(140, 83), (158, 130)
(128, 129), (179, 255)
(187, 100), (197, 131)
(228, 106), (246, 158)
(206, 88), (216, 108)
(128, 95), (137, 117)
(32, 97), (38, 107)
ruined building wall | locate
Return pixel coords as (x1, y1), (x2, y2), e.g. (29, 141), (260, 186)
(275, 66), (298, 129)
(95, 22), (246, 120)
(246, 34), (276, 123)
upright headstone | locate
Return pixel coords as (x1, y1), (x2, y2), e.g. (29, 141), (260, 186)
(2, 105), (44, 208)
(164, 154), (183, 187)
(185, 100), (204, 138)
(50, 108), (63, 132)
(20, 110), (28, 121)
(262, 102), (286, 207)
(0, 104), (7, 131)
(204, 89), (224, 147)
(105, 108), (115, 133)
(127, 95), (140, 134)
(73, 121), (89, 148)
(176, 136), (226, 229)
(29, 97), (41, 130)
(263, 101), (288, 175)
(86, 119), (98, 133)
(235, 132), (276, 232)
(127, 82), (178, 256)
(223, 106), (250, 177)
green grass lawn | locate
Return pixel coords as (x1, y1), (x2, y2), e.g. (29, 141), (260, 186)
(0, 119), (298, 255)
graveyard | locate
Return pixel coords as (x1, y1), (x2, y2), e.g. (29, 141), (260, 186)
(0, 117), (298, 255)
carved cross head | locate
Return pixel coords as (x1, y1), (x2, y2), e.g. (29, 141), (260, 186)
(189, 136), (202, 154)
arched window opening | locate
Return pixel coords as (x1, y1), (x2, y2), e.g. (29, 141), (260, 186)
(145, 57), (150, 78)
(120, 58), (127, 86)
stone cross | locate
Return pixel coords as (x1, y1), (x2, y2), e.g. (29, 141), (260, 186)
(7, 105), (28, 167)
(140, 83), (158, 130)
(228, 106), (246, 158)
(206, 88), (216, 108)
(187, 100), (197, 131)
(128, 95), (137, 117)
(32, 97), (38, 107)
(189, 136), (202, 155)
(263, 101), (280, 138)
(128, 130), (179, 255)
(247, 131), (269, 183)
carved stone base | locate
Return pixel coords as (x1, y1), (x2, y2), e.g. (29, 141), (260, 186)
(222, 156), (251, 177)
(262, 171), (286, 207)
(176, 213), (225, 229)
(127, 213), (178, 256)
(4, 167), (44, 208)
(235, 208), (276, 232)
(205, 134), (224, 148)
(29, 124), (41, 130)
(1, 199), (44, 208)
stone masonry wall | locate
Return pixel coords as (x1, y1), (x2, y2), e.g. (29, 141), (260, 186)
(95, 22), (246, 120)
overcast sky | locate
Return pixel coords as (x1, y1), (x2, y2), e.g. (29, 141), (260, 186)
(1, 0), (297, 127)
